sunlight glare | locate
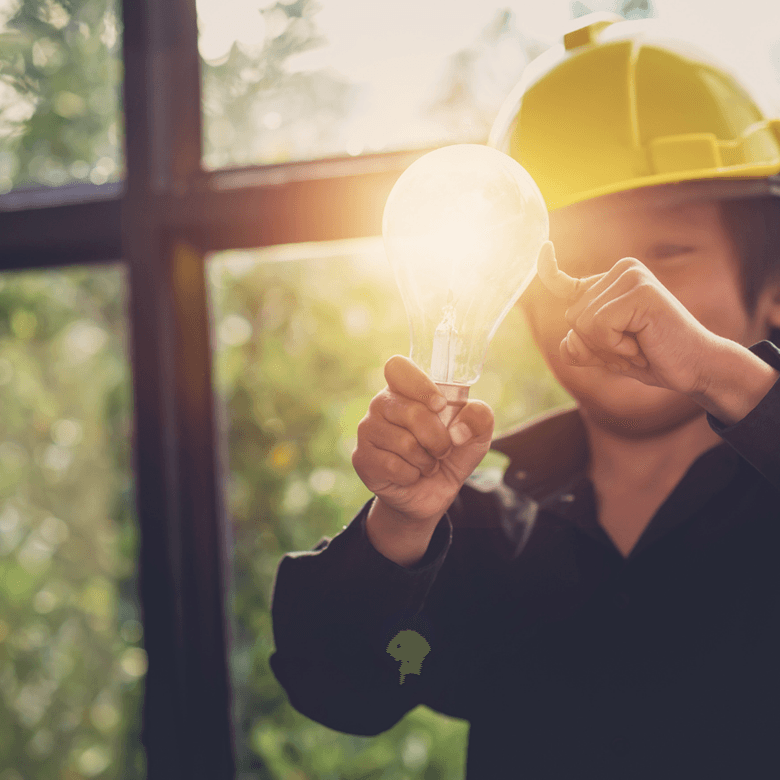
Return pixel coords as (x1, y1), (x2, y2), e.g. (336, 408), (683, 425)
(196, 0), (268, 63)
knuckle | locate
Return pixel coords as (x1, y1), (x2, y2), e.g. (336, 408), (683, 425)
(387, 454), (416, 484)
(356, 414), (376, 441)
(430, 438), (451, 459)
(367, 391), (387, 415)
(351, 446), (371, 479)
(616, 256), (641, 271)
(635, 279), (655, 296)
(398, 430), (420, 457)
(575, 312), (593, 334)
(626, 267), (648, 286)
(407, 401), (431, 430)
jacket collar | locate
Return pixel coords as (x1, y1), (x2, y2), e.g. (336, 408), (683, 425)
(489, 403), (742, 560)
(490, 405), (588, 500)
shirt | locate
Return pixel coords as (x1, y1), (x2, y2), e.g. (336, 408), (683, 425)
(270, 341), (780, 779)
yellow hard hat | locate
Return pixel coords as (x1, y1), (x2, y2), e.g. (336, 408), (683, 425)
(489, 13), (780, 211)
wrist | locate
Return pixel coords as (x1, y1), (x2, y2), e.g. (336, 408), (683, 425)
(365, 498), (443, 568)
(691, 337), (780, 426)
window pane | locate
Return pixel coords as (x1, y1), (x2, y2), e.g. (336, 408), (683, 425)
(0, 266), (144, 778)
(207, 239), (569, 779)
(198, 0), (780, 169)
(0, 0), (122, 192)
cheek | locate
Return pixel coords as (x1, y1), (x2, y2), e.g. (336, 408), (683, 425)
(656, 251), (752, 342)
(677, 280), (751, 342)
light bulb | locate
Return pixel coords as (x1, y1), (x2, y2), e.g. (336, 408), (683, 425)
(382, 144), (549, 425)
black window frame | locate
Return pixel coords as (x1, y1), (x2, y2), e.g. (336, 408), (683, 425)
(0, 0), (433, 776)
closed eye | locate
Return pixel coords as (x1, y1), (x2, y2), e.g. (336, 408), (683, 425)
(644, 243), (695, 262)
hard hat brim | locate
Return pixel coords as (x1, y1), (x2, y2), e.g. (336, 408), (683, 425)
(551, 175), (780, 218)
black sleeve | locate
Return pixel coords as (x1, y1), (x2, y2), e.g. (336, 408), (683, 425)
(268, 497), (452, 736)
(706, 340), (780, 490)
(269, 475), (535, 735)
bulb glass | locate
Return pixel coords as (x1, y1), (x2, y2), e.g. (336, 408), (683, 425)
(383, 144), (549, 386)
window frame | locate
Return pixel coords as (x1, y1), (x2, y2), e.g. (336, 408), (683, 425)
(0, 0), (433, 776)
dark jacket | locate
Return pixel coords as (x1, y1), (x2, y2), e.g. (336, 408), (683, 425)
(270, 341), (780, 779)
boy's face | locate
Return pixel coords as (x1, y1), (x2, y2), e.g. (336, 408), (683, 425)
(521, 192), (779, 437)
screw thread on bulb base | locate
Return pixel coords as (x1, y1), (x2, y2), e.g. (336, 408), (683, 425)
(435, 383), (469, 428)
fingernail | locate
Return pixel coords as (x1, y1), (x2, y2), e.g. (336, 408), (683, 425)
(566, 334), (580, 360)
(450, 422), (471, 446)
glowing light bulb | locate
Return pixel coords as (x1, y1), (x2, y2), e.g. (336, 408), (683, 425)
(382, 144), (549, 424)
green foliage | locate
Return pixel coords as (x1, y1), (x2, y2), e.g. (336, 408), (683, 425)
(0, 0), (122, 190)
(200, 0), (357, 167)
(0, 266), (144, 779)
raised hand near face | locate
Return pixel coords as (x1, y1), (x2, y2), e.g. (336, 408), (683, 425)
(535, 240), (779, 425)
(536, 240), (719, 397)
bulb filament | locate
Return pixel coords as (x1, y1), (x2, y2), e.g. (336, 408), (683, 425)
(431, 299), (458, 383)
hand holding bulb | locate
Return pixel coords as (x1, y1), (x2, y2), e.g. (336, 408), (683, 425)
(354, 354), (495, 532)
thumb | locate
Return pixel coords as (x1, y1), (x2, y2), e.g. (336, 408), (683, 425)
(536, 240), (600, 303)
(445, 400), (494, 477)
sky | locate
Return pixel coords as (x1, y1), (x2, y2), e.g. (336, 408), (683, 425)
(195, 0), (780, 93)
(1, 0), (778, 99)
(194, 0), (780, 153)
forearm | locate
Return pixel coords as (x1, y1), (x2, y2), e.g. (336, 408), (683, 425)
(691, 337), (780, 426)
(270, 503), (449, 733)
(365, 497), (444, 568)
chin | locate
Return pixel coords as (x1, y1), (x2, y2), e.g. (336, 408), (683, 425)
(559, 367), (706, 439)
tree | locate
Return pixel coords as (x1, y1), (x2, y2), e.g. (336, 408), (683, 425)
(0, 0), (121, 190)
(572, 0), (655, 20)
(427, 9), (549, 143)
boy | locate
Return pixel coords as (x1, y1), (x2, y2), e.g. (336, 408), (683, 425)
(270, 15), (780, 778)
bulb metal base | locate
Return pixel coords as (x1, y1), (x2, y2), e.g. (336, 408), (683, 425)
(435, 382), (469, 428)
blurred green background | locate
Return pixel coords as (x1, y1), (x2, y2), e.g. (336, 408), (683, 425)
(3, 0), (777, 777)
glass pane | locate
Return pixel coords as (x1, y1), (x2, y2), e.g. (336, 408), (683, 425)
(199, 0), (780, 169)
(207, 238), (569, 779)
(0, 266), (144, 778)
(0, 0), (122, 192)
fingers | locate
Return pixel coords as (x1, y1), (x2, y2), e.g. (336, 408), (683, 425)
(353, 355), (496, 498)
(563, 258), (651, 365)
(372, 390), (452, 459)
(353, 442), (432, 489)
(384, 355), (447, 413)
(361, 414), (442, 476)
(560, 329), (637, 372)
(354, 389), (494, 490)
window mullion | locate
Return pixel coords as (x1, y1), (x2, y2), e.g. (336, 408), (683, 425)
(122, 0), (234, 777)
